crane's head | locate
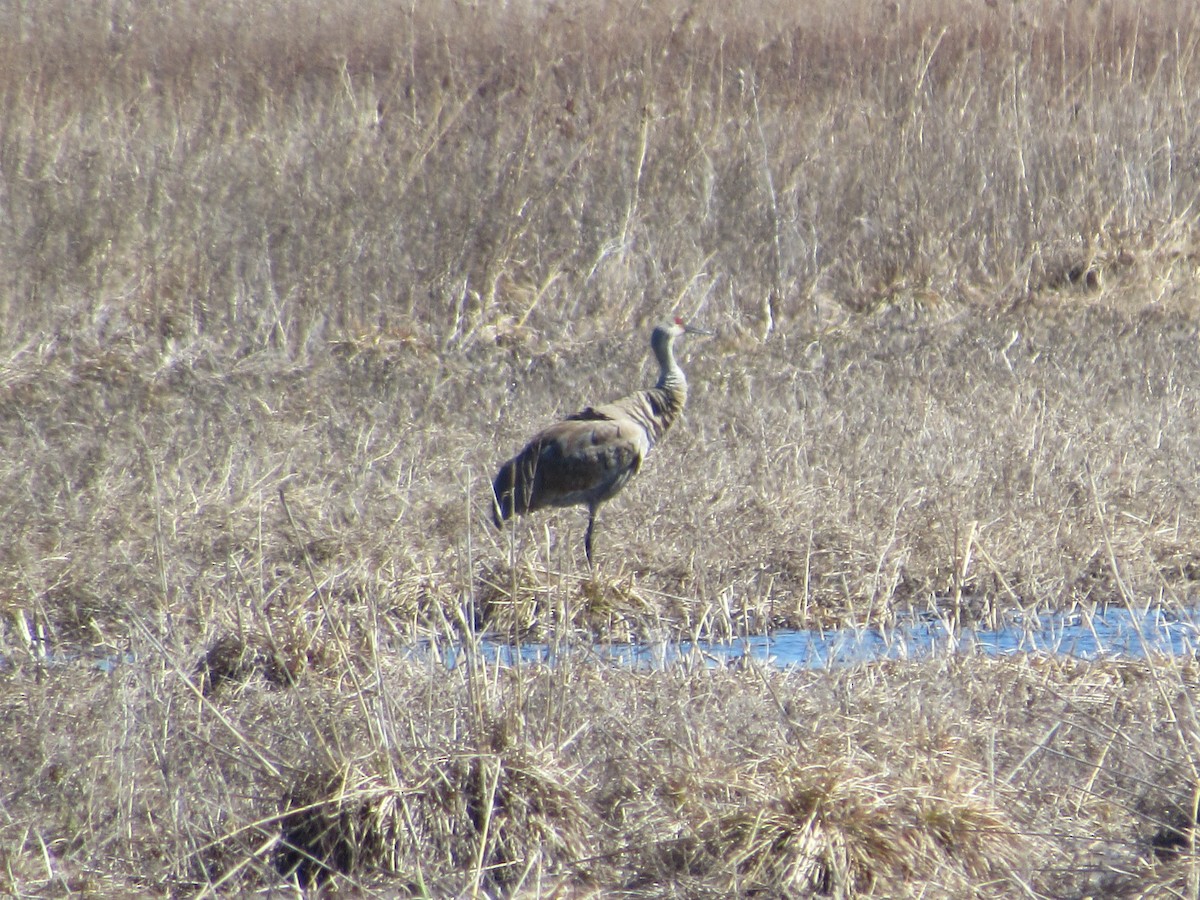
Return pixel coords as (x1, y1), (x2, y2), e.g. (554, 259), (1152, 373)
(654, 316), (712, 346)
(650, 317), (711, 389)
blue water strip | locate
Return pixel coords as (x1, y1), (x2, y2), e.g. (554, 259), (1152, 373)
(437, 605), (1200, 670)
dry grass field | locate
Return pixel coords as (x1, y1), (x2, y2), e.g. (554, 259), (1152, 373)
(7, 0), (1200, 894)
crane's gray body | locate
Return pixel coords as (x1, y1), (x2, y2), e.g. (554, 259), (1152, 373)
(492, 320), (701, 563)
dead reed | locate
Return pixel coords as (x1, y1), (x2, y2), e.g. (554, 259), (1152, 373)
(7, 0), (1200, 894)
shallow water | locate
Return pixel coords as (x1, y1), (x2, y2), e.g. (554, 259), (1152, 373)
(456, 604), (1200, 670)
(8, 605), (1200, 675)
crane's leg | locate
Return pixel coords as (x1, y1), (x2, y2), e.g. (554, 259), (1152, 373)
(584, 506), (597, 566)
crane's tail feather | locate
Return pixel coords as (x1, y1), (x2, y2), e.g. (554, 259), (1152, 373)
(491, 458), (520, 527)
(493, 440), (546, 527)
(492, 478), (511, 529)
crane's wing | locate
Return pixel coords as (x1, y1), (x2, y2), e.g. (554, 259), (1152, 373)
(493, 411), (652, 521)
(531, 417), (647, 502)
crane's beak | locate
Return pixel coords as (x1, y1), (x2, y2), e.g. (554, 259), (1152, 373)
(683, 323), (713, 337)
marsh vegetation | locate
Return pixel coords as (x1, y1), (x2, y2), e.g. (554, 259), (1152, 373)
(6, 0), (1200, 894)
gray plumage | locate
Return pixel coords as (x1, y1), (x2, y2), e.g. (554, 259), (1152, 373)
(492, 318), (708, 564)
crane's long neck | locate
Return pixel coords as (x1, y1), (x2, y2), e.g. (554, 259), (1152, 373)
(655, 335), (686, 397)
(591, 330), (689, 446)
(637, 333), (688, 443)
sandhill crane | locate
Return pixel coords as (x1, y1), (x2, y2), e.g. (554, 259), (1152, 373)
(492, 318), (710, 565)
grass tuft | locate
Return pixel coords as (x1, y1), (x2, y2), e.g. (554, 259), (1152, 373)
(276, 766), (408, 888)
(195, 632), (304, 695)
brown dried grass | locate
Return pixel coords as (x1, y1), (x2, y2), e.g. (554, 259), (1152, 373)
(7, 638), (1200, 896)
(7, 0), (1200, 895)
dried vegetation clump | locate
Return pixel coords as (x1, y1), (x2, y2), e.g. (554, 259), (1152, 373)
(275, 767), (410, 888)
(7, 642), (1200, 896)
(7, 0), (1200, 893)
(195, 631), (306, 694)
(645, 750), (1023, 896)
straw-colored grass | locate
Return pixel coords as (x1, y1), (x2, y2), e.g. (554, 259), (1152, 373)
(7, 638), (1200, 896)
(7, 0), (1200, 894)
